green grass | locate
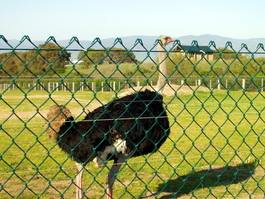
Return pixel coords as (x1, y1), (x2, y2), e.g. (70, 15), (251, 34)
(0, 89), (264, 198)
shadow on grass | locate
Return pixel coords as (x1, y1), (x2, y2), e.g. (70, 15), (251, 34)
(154, 161), (257, 198)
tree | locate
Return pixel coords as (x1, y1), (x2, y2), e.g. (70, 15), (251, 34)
(105, 48), (137, 64)
(0, 51), (26, 76)
(77, 48), (105, 66)
(213, 48), (245, 60)
(27, 43), (70, 75)
(0, 42), (70, 77)
(78, 48), (137, 66)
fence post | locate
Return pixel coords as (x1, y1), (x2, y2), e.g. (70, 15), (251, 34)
(217, 78), (221, 90)
(181, 80), (184, 86)
(113, 81), (116, 91)
(198, 79), (201, 87)
(92, 82), (95, 91)
(261, 78), (264, 92)
(242, 79), (246, 90)
(80, 82), (83, 92)
(101, 82), (104, 92)
(72, 82), (75, 92)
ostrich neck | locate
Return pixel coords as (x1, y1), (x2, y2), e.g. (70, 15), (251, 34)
(156, 44), (167, 94)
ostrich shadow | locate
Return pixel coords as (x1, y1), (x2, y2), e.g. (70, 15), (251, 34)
(151, 161), (257, 198)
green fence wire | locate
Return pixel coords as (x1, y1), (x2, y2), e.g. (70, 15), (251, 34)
(0, 35), (264, 198)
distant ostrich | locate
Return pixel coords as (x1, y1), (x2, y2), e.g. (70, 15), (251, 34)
(46, 36), (174, 199)
(156, 36), (175, 94)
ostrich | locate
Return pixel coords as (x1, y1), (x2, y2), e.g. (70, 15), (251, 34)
(156, 36), (175, 94)
(45, 36), (174, 199)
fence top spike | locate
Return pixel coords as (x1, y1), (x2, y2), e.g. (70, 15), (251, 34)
(20, 35), (32, 42)
(129, 38), (149, 51)
(154, 38), (165, 48)
(33, 36), (61, 49)
(225, 41), (233, 48)
(241, 43), (248, 50)
(154, 38), (160, 44)
(0, 35), (8, 43)
(69, 36), (80, 44)
(134, 38), (144, 46)
(92, 37), (102, 45)
(173, 39), (181, 46)
(15, 35), (38, 49)
(256, 43), (264, 50)
(113, 38), (123, 45)
(209, 40), (216, 48)
(170, 39), (181, 50)
(153, 38), (167, 52)
(191, 40), (199, 46)
(65, 36), (85, 50)
(45, 36), (60, 45)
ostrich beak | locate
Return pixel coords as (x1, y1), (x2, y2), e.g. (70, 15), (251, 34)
(167, 38), (175, 43)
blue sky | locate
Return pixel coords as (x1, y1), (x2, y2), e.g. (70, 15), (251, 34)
(1, 0), (264, 40)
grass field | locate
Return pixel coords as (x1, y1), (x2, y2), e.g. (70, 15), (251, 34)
(0, 88), (264, 198)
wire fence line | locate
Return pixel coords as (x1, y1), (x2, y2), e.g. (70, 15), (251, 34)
(0, 35), (265, 198)
(1, 76), (264, 92)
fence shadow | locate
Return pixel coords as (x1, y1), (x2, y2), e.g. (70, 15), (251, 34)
(152, 161), (257, 198)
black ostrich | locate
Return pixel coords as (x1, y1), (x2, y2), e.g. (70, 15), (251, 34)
(45, 36), (174, 199)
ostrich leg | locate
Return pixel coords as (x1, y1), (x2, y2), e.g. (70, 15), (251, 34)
(106, 157), (125, 199)
(75, 162), (84, 199)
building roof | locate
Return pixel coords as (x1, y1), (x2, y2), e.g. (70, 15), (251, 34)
(176, 45), (215, 54)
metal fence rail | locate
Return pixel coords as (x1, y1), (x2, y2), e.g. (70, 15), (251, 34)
(0, 35), (265, 198)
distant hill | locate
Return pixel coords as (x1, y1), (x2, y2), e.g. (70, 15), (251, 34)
(1, 34), (265, 61)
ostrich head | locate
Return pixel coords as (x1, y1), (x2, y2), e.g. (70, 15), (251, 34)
(159, 35), (175, 47)
(46, 105), (73, 142)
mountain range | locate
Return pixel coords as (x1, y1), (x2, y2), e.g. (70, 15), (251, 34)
(1, 34), (265, 60)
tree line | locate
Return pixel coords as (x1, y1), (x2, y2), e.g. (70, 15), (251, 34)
(0, 43), (70, 77)
(0, 43), (137, 77)
(0, 44), (264, 78)
(77, 48), (137, 66)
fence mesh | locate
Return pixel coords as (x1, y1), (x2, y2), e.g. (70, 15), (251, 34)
(0, 35), (264, 198)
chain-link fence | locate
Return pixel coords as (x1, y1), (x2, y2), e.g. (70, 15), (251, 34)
(0, 35), (264, 198)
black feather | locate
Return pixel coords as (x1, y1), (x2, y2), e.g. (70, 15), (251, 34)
(51, 89), (170, 164)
